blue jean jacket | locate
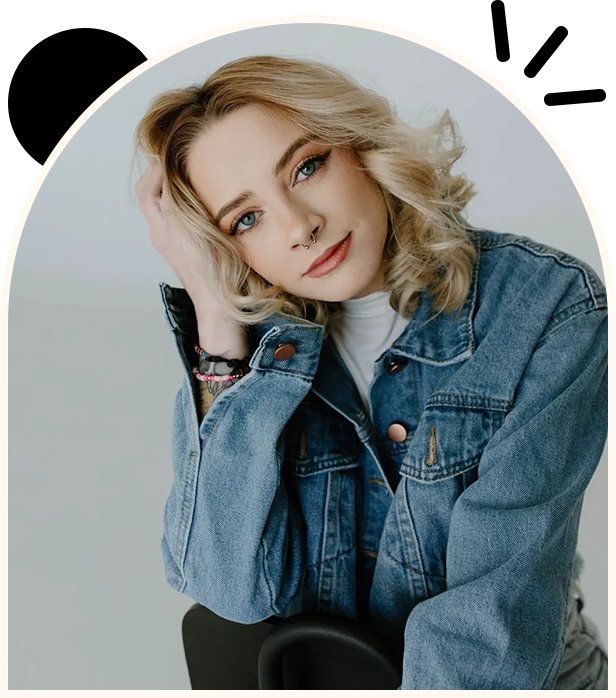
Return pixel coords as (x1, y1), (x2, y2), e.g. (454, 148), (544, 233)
(158, 227), (607, 689)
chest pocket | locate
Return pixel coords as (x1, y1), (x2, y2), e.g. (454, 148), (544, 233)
(400, 403), (506, 483)
(282, 394), (360, 476)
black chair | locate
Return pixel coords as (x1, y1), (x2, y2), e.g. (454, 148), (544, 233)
(182, 603), (403, 689)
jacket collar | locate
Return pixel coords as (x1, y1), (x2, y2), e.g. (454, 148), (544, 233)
(389, 228), (480, 366)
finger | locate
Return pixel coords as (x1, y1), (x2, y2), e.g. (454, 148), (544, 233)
(138, 167), (167, 220)
(135, 162), (162, 200)
(159, 182), (175, 217)
(138, 163), (161, 187)
(135, 164), (156, 201)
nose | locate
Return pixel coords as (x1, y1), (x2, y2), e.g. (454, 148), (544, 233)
(275, 196), (324, 249)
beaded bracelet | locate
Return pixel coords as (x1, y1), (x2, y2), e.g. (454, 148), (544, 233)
(194, 344), (229, 361)
(194, 342), (251, 365)
(192, 342), (251, 401)
(191, 366), (250, 382)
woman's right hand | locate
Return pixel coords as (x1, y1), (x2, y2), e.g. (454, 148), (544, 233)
(135, 161), (220, 312)
(135, 160), (248, 358)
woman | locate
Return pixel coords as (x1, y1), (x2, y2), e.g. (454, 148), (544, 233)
(134, 55), (607, 689)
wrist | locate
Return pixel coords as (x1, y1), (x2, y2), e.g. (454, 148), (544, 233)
(196, 320), (249, 361)
(194, 300), (234, 328)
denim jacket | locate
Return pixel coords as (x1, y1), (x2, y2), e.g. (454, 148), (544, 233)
(158, 227), (607, 689)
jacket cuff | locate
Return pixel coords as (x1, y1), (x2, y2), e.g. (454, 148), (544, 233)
(159, 282), (324, 382)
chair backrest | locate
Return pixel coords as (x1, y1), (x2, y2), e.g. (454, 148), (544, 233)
(258, 611), (403, 689)
(182, 603), (279, 689)
(182, 604), (403, 689)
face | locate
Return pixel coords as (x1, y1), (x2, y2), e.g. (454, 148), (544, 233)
(187, 104), (389, 302)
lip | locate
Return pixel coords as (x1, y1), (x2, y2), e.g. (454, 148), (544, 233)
(304, 233), (352, 277)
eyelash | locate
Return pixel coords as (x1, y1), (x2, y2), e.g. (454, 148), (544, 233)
(229, 150), (331, 236)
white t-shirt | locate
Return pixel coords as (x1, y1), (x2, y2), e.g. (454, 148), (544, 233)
(327, 290), (410, 414)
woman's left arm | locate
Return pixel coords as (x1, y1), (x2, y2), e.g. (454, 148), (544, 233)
(399, 305), (608, 689)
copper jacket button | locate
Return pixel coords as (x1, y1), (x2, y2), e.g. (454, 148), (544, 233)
(388, 359), (407, 375)
(387, 423), (407, 442)
(273, 343), (296, 361)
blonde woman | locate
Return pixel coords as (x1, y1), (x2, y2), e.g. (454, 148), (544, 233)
(134, 55), (607, 689)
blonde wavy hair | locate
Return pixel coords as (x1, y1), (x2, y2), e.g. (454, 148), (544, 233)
(135, 55), (478, 329)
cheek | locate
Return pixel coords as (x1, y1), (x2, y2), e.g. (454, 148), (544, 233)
(236, 244), (264, 281)
(357, 178), (387, 228)
(336, 166), (382, 213)
(243, 246), (281, 285)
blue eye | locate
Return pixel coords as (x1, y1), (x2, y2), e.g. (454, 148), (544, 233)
(239, 212), (256, 228)
(295, 151), (330, 183)
(298, 160), (317, 178)
(232, 211), (260, 235)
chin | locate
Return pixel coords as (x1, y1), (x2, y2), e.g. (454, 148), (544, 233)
(344, 269), (382, 297)
(313, 277), (375, 303)
(295, 259), (382, 302)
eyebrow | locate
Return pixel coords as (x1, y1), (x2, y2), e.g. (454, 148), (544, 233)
(214, 135), (312, 226)
(273, 135), (312, 176)
(214, 191), (254, 227)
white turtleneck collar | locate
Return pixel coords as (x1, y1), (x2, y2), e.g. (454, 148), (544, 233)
(338, 289), (393, 318)
(328, 289), (410, 415)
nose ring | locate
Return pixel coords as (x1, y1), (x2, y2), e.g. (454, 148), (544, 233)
(300, 231), (318, 249)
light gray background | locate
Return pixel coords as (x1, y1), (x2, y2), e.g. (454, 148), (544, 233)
(9, 23), (607, 689)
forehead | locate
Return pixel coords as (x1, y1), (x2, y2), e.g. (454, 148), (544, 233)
(187, 105), (307, 212)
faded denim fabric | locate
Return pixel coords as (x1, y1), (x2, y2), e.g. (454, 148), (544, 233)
(158, 227), (607, 690)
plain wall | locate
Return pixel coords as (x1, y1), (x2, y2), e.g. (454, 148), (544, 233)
(9, 22), (607, 689)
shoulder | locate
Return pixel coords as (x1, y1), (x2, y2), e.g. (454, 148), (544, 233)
(470, 228), (606, 338)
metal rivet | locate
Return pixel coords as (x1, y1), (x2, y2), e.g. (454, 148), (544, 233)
(387, 423), (407, 442)
(388, 358), (408, 375)
(273, 343), (296, 361)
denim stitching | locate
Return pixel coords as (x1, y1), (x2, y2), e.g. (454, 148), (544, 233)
(544, 297), (597, 333)
(306, 545), (355, 570)
(401, 454), (481, 480)
(398, 479), (430, 598)
(477, 236), (606, 309)
(536, 306), (606, 350)
(383, 554), (447, 580)
(286, 457), (359, 475)
(317, 471), (333, 607)
(183, 368), (296, 583)
(426, 393), (512, 410)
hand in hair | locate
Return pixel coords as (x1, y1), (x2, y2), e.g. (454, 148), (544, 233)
(135, 161), (218, 307)
(136, 160), (248, 360)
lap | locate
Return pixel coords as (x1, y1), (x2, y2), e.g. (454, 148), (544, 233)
(555, 582), (608, 690)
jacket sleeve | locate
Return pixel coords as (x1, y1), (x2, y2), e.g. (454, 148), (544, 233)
(158, 285), (325, 623)
(399, 306), (608, 689)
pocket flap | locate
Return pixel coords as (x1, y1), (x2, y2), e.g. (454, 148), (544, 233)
(283, 396), (360, 476)
(400, 406), (503, 482)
